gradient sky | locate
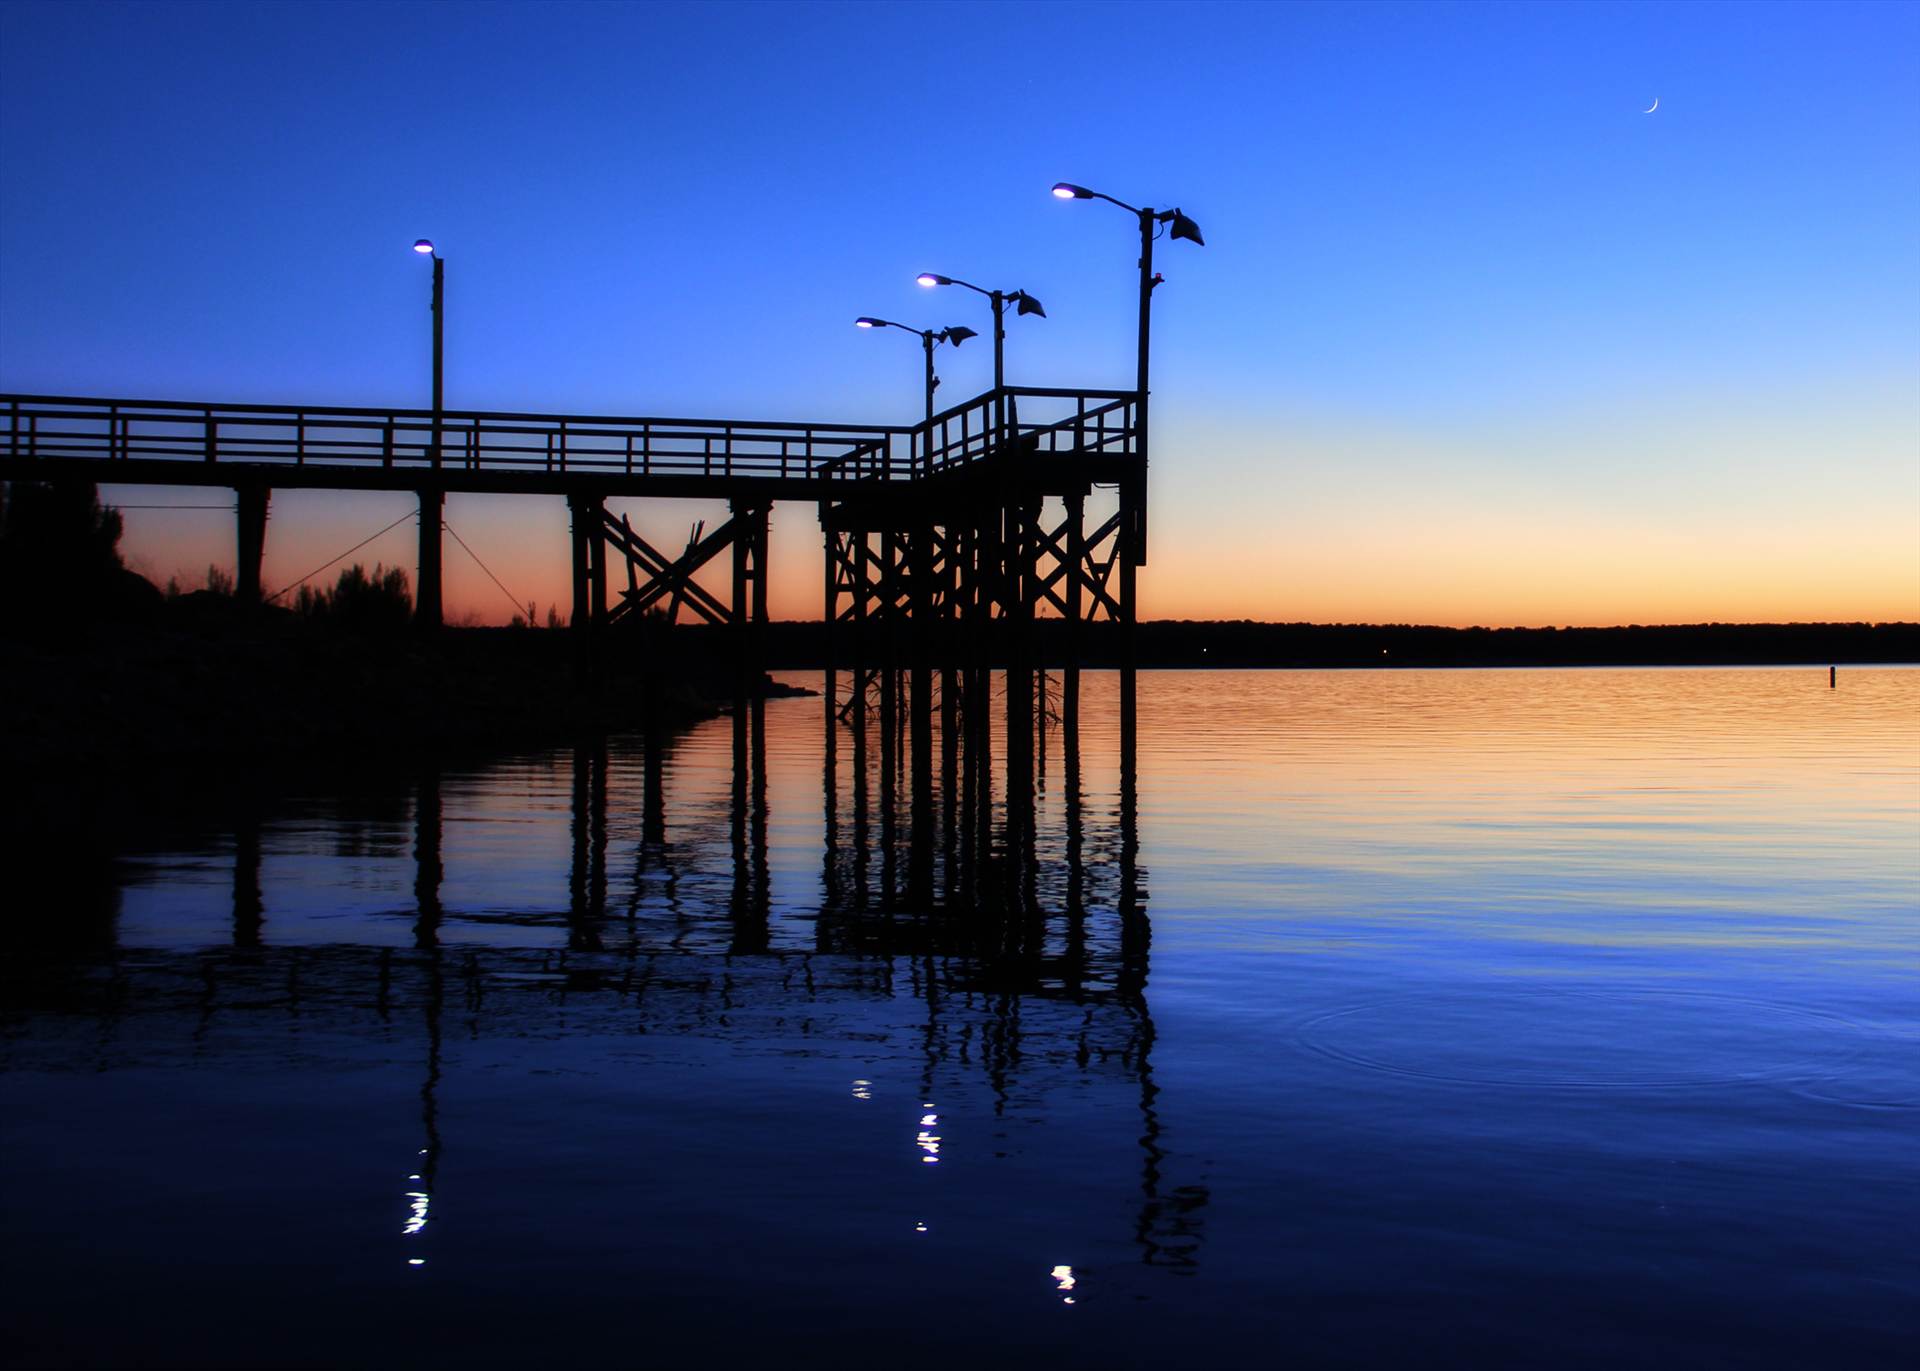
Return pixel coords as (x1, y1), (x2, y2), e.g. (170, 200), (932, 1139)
(2, 0), (1914, 626)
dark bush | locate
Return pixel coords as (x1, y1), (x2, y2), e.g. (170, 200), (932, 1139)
(292, 562), (412, 633)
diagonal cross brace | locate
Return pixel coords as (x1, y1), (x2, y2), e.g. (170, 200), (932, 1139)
(601, 509), (739, 625)
(1026, 508), (1123, 621)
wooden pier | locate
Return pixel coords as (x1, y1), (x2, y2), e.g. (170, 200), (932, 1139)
(2, 383), (1148, 770)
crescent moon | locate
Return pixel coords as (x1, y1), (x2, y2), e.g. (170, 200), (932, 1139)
(1643, 97), (1659, 113)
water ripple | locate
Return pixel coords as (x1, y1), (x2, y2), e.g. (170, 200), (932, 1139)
(1295, 985), (1865, 1090)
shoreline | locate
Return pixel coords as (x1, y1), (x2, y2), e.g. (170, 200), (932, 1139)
(4, 614), (1908, 780)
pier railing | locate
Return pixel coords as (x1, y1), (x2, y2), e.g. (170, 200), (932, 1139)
(911, 386), (1138, 477)
(0, 395), (895, 482)
(1, 387), (1139, 488)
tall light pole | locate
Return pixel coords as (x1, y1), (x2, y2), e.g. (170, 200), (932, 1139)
(412, 239), (443, 466)
(1052, 182), (1205, 749)
(1049, 182), (1204, 502)
(914, 274), (1044, 437)
(853, 317), (977, 423)
(412, 239), (445, 632)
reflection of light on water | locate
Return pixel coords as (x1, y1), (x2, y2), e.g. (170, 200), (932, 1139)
(914, 1222), (928, 1233)
(403, 1189), (431, 1235)
(851, 1079), (873, 1101)
(1051, 1264), (1076, 1304)
(404, 1149), (434, 1239)
(916, 1104), (941, 1163)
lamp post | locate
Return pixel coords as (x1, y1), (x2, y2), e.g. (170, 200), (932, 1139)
(412, 239), (443, 466)
(1052, 183), (1204, 750)
(412, 239), (445, 632)
(853, 317), (977, 424)
(914, 274), (1044, 437)
(1048, 183), (1203, 487)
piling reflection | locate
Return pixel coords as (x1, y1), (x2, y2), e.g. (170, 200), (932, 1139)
(413, 770), (443, 948)
(729, 698), (771, 953)
(568, 737), (608, 951)
(232, 814), (263, 949)
(6, 677), (1204, 1285)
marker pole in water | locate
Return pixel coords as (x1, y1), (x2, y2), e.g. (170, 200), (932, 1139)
(1831, 666), (1836, 689)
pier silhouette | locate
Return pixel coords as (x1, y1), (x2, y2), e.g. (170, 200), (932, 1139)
(2, 384), (1146, 754)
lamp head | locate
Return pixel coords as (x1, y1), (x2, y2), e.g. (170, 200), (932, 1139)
(1164, 209), (1205, 246)
(940, 326), (978, 347)
(854, 317), (885, 329)
(1052, 182), (1093, 200)
(413, 239), (436, 255)
(915, 273), (950, 288)
(1012, 290), (1046, 319)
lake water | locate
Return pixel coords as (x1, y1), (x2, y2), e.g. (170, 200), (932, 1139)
(3, 668), (1916, 1368)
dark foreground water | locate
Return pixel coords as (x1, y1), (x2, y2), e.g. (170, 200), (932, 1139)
(3, 669), (1916, 1368)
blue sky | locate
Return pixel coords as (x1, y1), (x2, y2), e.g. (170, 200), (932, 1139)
(2, 0), (1914, 623)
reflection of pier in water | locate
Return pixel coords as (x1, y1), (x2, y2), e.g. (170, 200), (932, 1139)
(9, 697), (1202, 1276)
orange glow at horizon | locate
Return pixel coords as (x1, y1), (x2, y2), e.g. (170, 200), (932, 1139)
(109, 481), (1917, 630)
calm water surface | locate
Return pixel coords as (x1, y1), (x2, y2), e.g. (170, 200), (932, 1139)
(4, 668), (1916, 1367)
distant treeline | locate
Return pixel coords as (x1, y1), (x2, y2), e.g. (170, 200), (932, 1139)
(1117, 620), (1918, 667)
(723, 619), (1918, 669)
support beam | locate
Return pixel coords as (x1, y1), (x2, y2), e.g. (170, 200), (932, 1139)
(969, 502), (996, 840)
(1004, 497), (1035, 800)
(1119, 480), (1141, 753)
(848, 530), (869, 833)
(878, 531), (897, 802)
(1063, 492), (1084, 733)
(940, 521), (961, 824)
(588, 503), (608, 626)
(910, 522), (934, 822)
(568, 494), (593, 676)
(416, 487), (443, 632)
(751, 508), (769, 630)
(234, 484), (269, 605)
(729, 501), (769, 700)
(821, 514), (837, 777)
(732, 506), (750, 701)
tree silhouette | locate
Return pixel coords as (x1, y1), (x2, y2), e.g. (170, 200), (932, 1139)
(0, 479), (154, 632)
(291, 562), (412, 633)
(0, 479), (123, 575)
